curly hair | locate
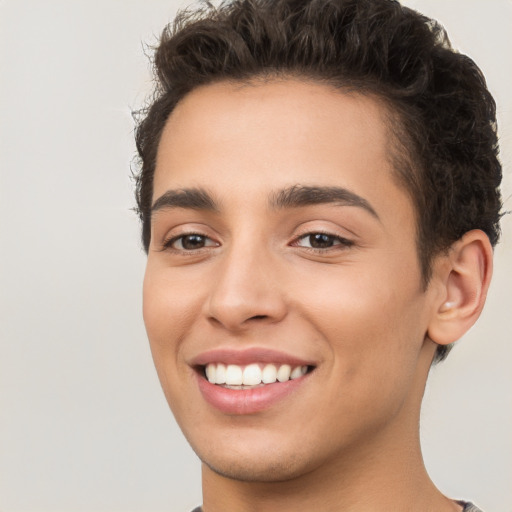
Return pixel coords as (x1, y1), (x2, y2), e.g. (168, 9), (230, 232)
(134, 0), (502, 362)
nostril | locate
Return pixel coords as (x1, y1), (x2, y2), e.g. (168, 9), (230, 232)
(249, 315), (268, 321)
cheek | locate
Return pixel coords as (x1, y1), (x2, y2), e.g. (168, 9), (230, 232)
(142, 266), (202, 413)
(290, 261), (426, 369)
(297, 273), (426, 432)
(142, 265), (200, 360)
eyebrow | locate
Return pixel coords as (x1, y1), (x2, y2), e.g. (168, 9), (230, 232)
(270, 185), (379, 219)
(151, 184), (379, 219)
(151, 188), (219, 213)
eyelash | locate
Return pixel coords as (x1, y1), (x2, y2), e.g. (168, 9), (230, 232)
(161, 230), (353, 253)
(291, 231), (354, 252)
(162, 232), (218, 252)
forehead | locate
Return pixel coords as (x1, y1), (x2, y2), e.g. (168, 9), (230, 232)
(154, 79), (412, 222)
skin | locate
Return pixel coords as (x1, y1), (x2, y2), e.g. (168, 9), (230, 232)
(143, 80), (491, 511)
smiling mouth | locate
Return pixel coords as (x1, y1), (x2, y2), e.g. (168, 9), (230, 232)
(201, 362), (315, 389)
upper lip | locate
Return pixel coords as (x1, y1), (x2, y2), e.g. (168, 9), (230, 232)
(190, 347), (316, 368)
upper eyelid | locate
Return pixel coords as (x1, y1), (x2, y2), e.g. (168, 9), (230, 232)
(292, 232), (354, 246)
(295, 216), (359, 233)
(163, 231), (216, 245)
(295, 229), (350, 238)
(156, 229), (219, 253)
(158, 223), (355, 248)
(163, 229), (351, 242)
(157, 235), (217, 256)
(292, 226), (354, 241)
(160, 223), (218, 242)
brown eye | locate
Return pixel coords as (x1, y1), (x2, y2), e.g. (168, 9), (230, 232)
(167, 234), (218, 251)
(181, 235), (207, 250)
(294, 232), (353, 250)
(308, 233), (336, 248)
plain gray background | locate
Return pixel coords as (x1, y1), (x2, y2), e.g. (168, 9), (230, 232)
(1, 1), (511, 511)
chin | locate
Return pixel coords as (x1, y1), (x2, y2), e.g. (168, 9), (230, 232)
(186, 425), (333, 484)
(200, 451), (312, 483)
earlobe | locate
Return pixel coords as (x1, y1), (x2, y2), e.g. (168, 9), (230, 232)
(427, 230), (493, 346)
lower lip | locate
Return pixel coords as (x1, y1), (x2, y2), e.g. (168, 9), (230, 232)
(196, 373), (309, 415)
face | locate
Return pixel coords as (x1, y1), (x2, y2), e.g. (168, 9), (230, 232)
(143, 80), (439, 482)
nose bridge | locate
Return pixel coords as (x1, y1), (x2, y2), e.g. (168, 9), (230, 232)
(205, 231), (286, 330)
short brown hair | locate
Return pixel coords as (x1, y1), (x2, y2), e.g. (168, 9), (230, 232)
(134, 0), (502, 362)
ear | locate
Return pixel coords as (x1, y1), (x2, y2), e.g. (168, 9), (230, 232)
(427, 230), (493, 346)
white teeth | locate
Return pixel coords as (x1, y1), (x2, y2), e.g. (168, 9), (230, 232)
(242, 364), (262, 385)
(205, 363), (216, 383)
(204, 363), (309, 386)
(262, 364), (277, 383)
(215, 363), (226, 384)
(291, 365), (307, 379)
(276, 364), (291, 382)
(225, 364), (243, 385)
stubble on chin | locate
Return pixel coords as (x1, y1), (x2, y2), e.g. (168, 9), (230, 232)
(199, 449), (315, 484)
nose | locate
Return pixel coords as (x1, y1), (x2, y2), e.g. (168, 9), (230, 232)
(204, 241), (287, 331)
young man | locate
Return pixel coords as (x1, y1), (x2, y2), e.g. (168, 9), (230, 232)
(134, 0), (502, 510)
